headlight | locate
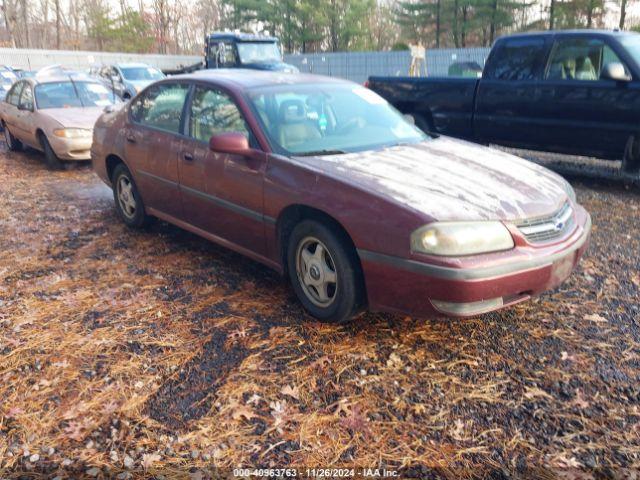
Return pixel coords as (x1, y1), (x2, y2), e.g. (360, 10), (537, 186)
(53, 128), (92, 139)
(411, 221), (515, 256)
(563, 181), (576, 203)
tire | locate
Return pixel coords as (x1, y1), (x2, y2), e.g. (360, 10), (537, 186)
(39, 133), (63, 170)
(3, 122), (22, 151)
(112, 163), (153, 228)
(287, 220), (364, 323)
(623, 134), (640, 176)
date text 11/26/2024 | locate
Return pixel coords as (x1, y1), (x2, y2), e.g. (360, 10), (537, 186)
(232, 468), (399, 477)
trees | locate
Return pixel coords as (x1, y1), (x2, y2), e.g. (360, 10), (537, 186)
(0, 0), (637, 55)
(395, 0), (528, 48)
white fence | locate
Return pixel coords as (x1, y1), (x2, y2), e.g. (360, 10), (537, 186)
(0, 48), (200, 71)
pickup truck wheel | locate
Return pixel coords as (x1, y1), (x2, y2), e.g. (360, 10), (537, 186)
(287, 220), (364, 323)
(112, 163), (153, 228)
(623, 134), (640, 176)
(39, 133), (63, 170)
(3, 123), (22, 151)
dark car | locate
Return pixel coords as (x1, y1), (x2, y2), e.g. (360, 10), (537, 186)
(205, 32), (298, 73)
(368, 30), (640, 176)
(91, 70), (590, 323)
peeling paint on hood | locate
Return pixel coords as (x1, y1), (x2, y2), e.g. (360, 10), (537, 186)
(292, 137), (569, 222)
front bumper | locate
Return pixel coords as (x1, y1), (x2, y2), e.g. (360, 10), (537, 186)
(359, 207), (592, 318)
(48, 135), (93, 161)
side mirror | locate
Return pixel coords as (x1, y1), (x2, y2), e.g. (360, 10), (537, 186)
(209, 132), (250, 155)
(601, 62), (631, 82)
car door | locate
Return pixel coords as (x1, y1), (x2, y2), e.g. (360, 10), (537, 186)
(126, 81), (190, 220)
(3, 81), (24, 138)
(179, 83), (267, 255)
(474, 36), (549, 148)
(14, 83), (37, 147)
(536, 36), (636, 158)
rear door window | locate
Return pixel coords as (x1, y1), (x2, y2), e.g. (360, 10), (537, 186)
(18, 84), (33, 110)
(6, 82), (23, 106)
(129, 82), (190, 134)
(485, 37), (546, 81)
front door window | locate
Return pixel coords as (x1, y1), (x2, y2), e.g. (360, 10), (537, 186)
(545, 38), (629, 81)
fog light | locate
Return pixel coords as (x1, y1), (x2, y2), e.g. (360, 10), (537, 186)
(431, 297), (504, 316)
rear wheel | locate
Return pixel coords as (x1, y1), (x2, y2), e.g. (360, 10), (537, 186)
(112, 163), (152, 228)
(623, 134), (640, 176)
(39, 133), (63, 170)
(3, 123), (22, 151)
(287, 220), (364, 323)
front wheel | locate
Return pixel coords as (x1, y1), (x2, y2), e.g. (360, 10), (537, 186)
(39, 133), (63, 170)
(623, 134), (640, 176)
(112, 163), (153, 228)
(287, 220), (364, 323)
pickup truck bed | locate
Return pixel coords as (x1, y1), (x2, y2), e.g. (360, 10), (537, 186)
(368, 76), (479, 139)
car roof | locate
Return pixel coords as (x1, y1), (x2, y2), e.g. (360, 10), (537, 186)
(169, 69), (350, 90)
(498, 29), (640, 41)
(21, 75), (103, 86)
(207, 32), (278, 43)
(114, 63), (153, 68)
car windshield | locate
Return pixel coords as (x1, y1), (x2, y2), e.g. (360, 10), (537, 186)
(35, 81), (116, 109)
(247, 83), (427, 155)
(120, 67), (164, 81)
(237, 42), (281, 64)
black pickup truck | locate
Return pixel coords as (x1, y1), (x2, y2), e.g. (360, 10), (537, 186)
(368, 30), (640, 175)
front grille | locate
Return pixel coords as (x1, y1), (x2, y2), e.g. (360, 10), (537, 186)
(515, 202), (574, 244)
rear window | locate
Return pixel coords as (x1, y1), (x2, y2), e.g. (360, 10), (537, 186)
(485, 37), (546, 81)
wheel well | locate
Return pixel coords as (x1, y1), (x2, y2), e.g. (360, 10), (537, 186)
(106, 154), (125, 182)
(277, 204), (364, 278)
(35, 129), (45, 140)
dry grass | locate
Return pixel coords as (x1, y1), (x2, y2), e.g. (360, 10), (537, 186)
(0, 147), (639, 479)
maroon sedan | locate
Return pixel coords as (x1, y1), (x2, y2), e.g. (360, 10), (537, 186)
(91, 70), (591, 323)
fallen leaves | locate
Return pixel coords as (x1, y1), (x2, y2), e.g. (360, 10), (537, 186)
(584, 313), (608, 323)
(141, 453), (161, 470)
(280, 384), (300, 400)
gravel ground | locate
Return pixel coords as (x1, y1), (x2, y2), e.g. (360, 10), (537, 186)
(0, 145), (639, 479)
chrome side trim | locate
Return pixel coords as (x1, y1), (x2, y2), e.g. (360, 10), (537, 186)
(358, 215), (591, 281)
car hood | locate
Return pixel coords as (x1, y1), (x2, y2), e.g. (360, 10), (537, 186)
(41, 107), (105, 129)
(293, 137), (569, 222)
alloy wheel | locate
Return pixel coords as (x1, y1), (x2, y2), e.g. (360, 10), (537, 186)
(117, 176), (137, 219)
(295, 236), (338, 308)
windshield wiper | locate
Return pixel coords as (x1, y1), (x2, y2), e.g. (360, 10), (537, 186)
(296, 149), (347, 157)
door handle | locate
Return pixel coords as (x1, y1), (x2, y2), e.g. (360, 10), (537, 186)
(125, 135), (136, 144)
(183, 152), (194, 161)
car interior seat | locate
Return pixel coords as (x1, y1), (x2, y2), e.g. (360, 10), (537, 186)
(277, 99), (321, 150)
(576, 56), (597, 80)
